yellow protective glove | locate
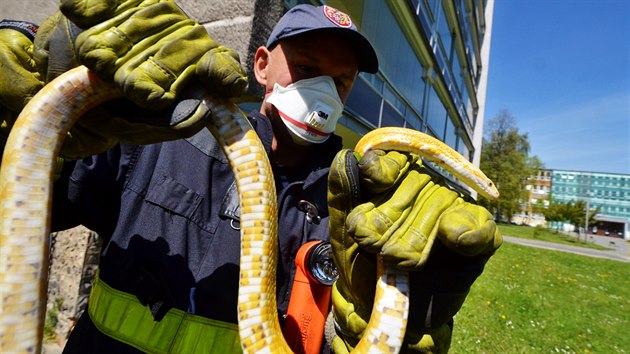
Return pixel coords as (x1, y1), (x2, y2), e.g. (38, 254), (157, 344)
(0, 21), (43, 113)
(328, 149), (502, 353)
(0, 21), (45, 157)
(0, 21), (67, 178)
(61, 0), (247, 109)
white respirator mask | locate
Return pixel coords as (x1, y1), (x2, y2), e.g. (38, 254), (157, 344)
(266, 76), (344, 145)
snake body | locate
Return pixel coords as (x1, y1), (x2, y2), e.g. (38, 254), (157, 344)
(348, 128), (499, 352)
(0, 67), (121, 353)
(0, 66), (498, 353)
(355, 128), (499, 200)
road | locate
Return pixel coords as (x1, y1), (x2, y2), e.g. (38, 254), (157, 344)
(502, 235), (630, 263)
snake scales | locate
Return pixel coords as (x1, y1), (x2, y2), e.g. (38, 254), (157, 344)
(0, 66), (498, 353)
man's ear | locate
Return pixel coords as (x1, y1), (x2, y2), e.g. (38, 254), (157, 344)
(253, 46), (269, 86)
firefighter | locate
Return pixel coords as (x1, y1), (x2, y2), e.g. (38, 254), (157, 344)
(0, 1), (500, 353)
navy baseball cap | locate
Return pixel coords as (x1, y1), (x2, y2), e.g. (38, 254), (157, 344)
(266, 4), (379, 73)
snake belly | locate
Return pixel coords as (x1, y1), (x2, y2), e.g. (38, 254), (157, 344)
(0, 65), (498, 354)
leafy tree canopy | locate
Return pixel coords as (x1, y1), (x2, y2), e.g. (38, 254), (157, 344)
(479, 109), (542, 221)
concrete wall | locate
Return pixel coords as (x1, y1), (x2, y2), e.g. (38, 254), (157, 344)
(2, 0), (287, 96)
(183, 0), (286, 96)
(2, 0), (58, 25)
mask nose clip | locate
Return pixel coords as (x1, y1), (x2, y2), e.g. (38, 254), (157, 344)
(297, 200), (321, 224)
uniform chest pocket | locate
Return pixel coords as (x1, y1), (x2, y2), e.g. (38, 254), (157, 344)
(145, 175), (203, 220)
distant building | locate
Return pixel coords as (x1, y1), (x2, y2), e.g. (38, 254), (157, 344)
(552, 169), (630, 239)
(516, 169), (630, 240)
(514, 169), (552, 227)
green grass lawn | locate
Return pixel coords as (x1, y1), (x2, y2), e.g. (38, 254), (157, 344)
(450, 242), (630, 353)
(497, 223), (611, 251)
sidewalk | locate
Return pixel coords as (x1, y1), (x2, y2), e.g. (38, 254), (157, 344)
(586, 234), (629, 252)
(502, 234), (630, 263)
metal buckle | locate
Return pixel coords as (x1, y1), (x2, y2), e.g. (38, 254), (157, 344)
(230, 219), (240, 231)
(297, 200), (321, 224)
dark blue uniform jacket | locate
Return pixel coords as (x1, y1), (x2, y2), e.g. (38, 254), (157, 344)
(53, 111), (342, 352)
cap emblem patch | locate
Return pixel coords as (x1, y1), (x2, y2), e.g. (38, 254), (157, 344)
(323, 5), (352, 28)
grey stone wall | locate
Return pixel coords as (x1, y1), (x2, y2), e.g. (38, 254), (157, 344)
(194, 0), (287, 97)
(45, 226), (101, 348)
(1, 0), (58, 25)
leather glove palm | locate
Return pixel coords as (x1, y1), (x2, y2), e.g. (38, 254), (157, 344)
(328, 149), (502, 353)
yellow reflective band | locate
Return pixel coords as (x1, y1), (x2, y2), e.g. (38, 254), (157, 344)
(88, 271), (242, 353)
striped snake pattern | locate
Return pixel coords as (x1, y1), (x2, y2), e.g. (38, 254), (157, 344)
(0, 66), (498, 353)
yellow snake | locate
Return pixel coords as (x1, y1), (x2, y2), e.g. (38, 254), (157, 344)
(348, 128), (498, 352)
(0, 66), (498, 353)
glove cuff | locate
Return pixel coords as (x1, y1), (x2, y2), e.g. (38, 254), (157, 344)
(34, 13), (84, 82)
(0, 20), (38, 41)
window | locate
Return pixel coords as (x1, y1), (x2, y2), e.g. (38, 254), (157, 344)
(435, 7), (453, 63)
(444, 114), (457, 147)
(381, 101), (405, 128)
(345, 78), (381, 128)
(361, 1), (427, 125)
(457, 135), (471, 161)
(406, 107), (424, 131)
(426, 86), (447, 136)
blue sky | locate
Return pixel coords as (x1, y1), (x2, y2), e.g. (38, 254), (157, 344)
(484, 0), (630, 174)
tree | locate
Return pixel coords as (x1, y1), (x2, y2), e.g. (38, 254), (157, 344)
(540, 200), (565, 233)
(564, 200), (600, 234)
(479, 109), (541, 221)
(538, 198), (600, 238)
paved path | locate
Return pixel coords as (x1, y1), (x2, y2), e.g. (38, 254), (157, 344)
(502, 235), (630, 263)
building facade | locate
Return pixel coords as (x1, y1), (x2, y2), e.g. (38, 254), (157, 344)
(513, 169), (552, 227)
(551, 169), (630, 239)
(516, 169), (630, 240)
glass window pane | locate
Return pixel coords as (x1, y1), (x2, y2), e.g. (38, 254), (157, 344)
(444, 115), (457, 148)
(405, 108), (424, 131)
(345, 78), (381, 128)
(436, 5), (452, 62)
(426, 86), (446, 136)
(457, 136), (472, 161)
(362, 1), (427, 116)
(381, 101), (405, 128)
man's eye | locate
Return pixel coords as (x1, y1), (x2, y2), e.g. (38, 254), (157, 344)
(335, 81), (348, 96)
(296, 65), (318, 76)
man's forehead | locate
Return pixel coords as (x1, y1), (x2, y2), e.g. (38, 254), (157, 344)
(280, 31), (357, 51)
(278, 35), (359, 66)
